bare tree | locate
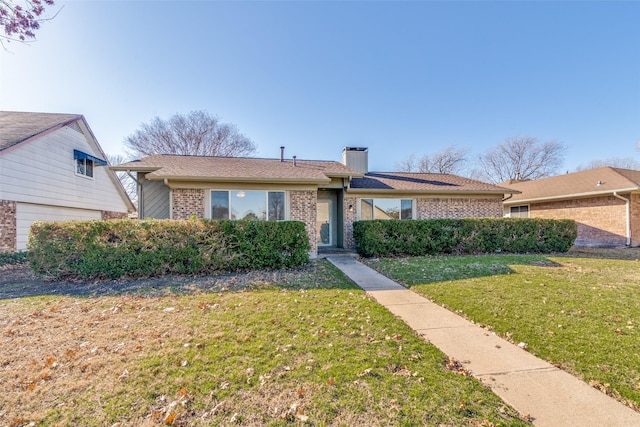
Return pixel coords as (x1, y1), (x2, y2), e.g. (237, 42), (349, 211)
(107, 153), (138, 207)
(125, 111), (257, 158)
(395, 146), (469, 174)
(575, 157), (640, 171)
(1, 0), (57, 45)
(476, 136), (567, 184)
(395, 153), (418, 172)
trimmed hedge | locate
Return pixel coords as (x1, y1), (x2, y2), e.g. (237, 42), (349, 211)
(0, 251), (29, 266)
(28, 219), (310, 280)
(353, 218), (578, 258)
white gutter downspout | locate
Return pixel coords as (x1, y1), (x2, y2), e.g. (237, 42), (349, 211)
(613, 192), (631, 246)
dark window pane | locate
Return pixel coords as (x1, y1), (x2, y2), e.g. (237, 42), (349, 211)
(86, 160), (93, 177)
(268, 192), (285, 221)
(76, 158), (85, 175)
(212, 191), (229, 219)
(401, 199), (413, 219)
(510, 205), (529, 218)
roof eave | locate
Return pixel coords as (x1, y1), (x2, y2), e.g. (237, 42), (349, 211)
(148, 175), (331, 184)
(109, 165), (161, 172)
(347, 188), (512, 195)
(326, 172), (365, 179)
(504, 187), (640, 205)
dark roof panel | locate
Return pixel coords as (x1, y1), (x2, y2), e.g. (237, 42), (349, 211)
(351, 172), (514, 194)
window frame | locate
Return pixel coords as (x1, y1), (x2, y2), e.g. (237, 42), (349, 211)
(359, 198), (414, 220)
(208, 189), (288, 221)
(75, 157), (95, 178)
(509, 205), (530, 218)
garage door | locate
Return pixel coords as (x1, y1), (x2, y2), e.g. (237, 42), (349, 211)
(16, 203), (101, 251)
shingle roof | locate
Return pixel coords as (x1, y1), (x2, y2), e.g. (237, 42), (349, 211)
(350, 172), (515, 194)
(501, 167), (640, 204)
(112, 154), (363, 183)
(0, 111), (81, 151)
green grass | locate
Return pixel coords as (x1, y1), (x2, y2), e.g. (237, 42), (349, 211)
(367, 251), (640, 410)
(102, 290), (525, 426)
(1, 260), (529, 426)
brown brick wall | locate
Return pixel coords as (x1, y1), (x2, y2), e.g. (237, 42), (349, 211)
(417, 197), (503, 219)
(342, 196), (359, 249)
(0, 200), (17, 253)
(530, 196), (628, 246)
(172, 189), (205, 220)
(289, 190), (317, 255)
(101, 211), (129, 220)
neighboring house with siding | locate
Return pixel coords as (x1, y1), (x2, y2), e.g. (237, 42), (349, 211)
(501, 167), (640, 247)
(0, 111), (135, 252)
(113, 147), (515, 256)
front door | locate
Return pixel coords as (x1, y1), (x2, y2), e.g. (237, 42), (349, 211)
(317, 199), (333, 246)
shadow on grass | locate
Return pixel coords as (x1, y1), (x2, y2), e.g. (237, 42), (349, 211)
(365, 253), (564, 287)
(0, 260), (360, 300)
(561, 247), (640, 261)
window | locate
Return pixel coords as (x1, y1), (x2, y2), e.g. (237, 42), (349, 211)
(360, 198), (413, 220)
(73, 149), (106, 178)
(76, 158), (94, 177)
(510, 205), (529, 218)
(211, 190), (286, 221)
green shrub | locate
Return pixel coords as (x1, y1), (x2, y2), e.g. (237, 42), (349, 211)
(28, 219), (310, 280)
(353, 218), (577, 257)
(0, 251), (29, 266)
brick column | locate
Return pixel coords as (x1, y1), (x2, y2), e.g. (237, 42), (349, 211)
(343, 196), (358, 249)
(172, 189), (205, 220)
(0, 200), (17, 253)
(289, 190), (317, 256)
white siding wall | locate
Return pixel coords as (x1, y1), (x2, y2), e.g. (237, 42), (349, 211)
(16, 203), (101, 250)
(0, 125), (129, 213)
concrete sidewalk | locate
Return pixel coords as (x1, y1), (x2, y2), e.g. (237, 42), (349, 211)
(327, 255), (640, 427)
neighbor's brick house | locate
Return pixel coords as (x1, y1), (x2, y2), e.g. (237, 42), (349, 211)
(501, 167), (640, 247)
(113, 147), (515, 256)
(0, 112), (135, 253)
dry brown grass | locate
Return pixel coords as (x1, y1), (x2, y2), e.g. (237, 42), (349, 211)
(1, 295), (195, 424)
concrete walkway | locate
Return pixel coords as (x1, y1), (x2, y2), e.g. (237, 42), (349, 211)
(327, 255), (640, 427)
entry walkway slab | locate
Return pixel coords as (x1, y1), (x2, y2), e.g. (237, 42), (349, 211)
(327, 255), (640, 427)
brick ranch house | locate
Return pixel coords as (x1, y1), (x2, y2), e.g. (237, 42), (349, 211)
(501, 167), (640, 247)
(112, 147), (517, 256)
(0, 111), (135, 253)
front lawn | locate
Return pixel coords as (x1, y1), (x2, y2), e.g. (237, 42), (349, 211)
(367, 248), (640, 411)
(0, 260), (528, 426)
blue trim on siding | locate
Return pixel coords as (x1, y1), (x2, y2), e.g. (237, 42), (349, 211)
(73, 149), (107, 166)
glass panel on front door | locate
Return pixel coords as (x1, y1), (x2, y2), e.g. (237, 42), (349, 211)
(317, 200), (331, 245)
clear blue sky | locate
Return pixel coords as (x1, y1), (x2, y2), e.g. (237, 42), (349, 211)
(1, 0), (639, 173)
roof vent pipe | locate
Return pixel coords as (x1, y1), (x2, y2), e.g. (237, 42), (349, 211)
(280, 146), (285, 162)
(293, 155), (297, 167)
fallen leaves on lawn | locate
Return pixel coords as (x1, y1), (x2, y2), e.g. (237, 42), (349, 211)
(445, 356), (471, 376)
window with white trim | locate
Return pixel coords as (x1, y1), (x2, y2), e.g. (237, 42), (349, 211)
(360, 198), (413, 220)
(76, 158), (94, 177)
(211, 190), (286, 220)
(510, 205), (529, 218)
(73, 149), (107, 178)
